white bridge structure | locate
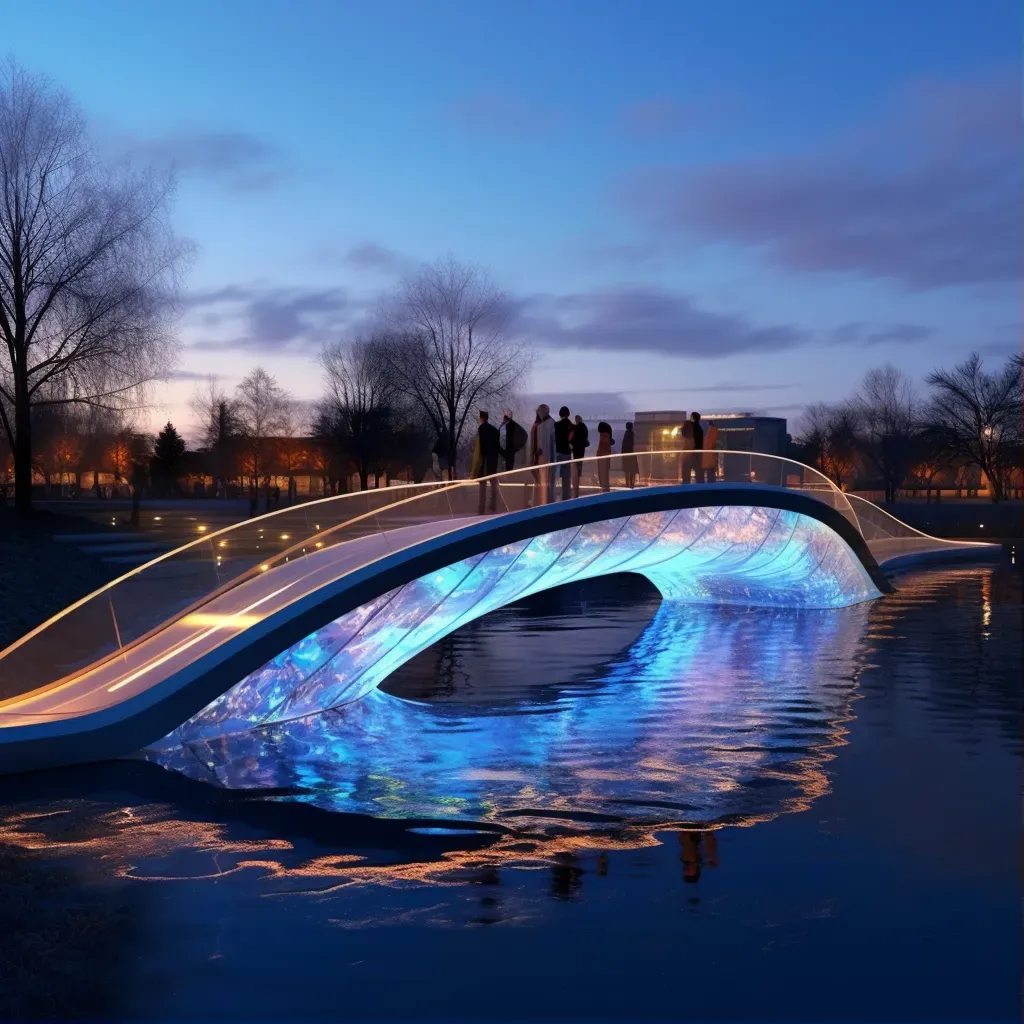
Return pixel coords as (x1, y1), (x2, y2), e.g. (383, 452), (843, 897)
(0, 451), (1000, 775)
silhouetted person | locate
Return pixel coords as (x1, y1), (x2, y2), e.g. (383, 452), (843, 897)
(687, 411), (704, 484)
(570, 414), (589, 497)
(702, 421), (719, 482)
(680, 417), (695, 483)
(596, 421), (614, 492)
(501, 412), (527, 472)
(554, 405), (573, 500)
(678, 829), (719, 884)
(533, 403), (555, 504)
(472, 410), (502, 514)
(621, 421), (638, 488)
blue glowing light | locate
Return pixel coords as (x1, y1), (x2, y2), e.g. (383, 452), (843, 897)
(146, 598), (869, 830)
(150, 505), (878, 749)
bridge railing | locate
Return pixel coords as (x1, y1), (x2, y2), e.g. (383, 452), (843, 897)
(844, 493), (994, 561)
(0, 450), (855, 703)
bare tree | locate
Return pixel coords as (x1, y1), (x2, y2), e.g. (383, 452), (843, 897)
(925, 353), (1023, 502)
(795, 402), (860, 488)
(189, 374), (238, 496)
(234, 366), (291, 508)
(318, 337), (398, 490)
(853, 365), (920, 504)
(0, 60), (190, 514)
(380, 256), (526, 478)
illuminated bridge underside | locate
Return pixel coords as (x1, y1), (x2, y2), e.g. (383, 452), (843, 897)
(4, 481), (1000, 776)
(159, 504), (878, 747)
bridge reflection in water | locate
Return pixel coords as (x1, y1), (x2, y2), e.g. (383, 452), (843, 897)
(146, 596), (869, 832)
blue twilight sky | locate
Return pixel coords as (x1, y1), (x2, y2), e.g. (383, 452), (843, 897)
(6, 0), (1020, 437)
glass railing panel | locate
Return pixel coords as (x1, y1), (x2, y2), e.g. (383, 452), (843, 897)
(0, 452), (859, 706)
(0, 483), (449, 701)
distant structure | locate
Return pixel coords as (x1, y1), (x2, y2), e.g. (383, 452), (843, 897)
(633, 412), (788, 456)
(633, 411), (790, 484)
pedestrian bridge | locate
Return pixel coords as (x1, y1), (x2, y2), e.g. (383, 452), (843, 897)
(0, 451), (999, 774)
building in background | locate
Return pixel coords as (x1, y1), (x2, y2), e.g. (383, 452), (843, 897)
(633, 412), (788, 456)
(634, 411), (790, 484)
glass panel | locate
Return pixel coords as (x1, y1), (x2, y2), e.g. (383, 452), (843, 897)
(0, 450), (882, 718)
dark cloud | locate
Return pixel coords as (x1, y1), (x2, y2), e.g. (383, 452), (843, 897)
(832, 322), (933, 346)
(183, 284), (353, 353)
(448, 91), (558, 136)
(619, 71), (1021, 289)
(510, 285), (808, 357)
(311, 242), (416, 277)
(120, 130), (288, 192)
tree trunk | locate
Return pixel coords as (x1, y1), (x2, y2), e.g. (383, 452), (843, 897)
(13, 383), (32, 515)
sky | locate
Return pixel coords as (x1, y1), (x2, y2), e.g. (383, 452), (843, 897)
(6, 0), (1020, 440)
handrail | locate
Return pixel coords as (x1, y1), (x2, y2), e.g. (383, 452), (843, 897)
(0, 480), (451, 662)
(0, 448), (855, 702)
(844, 493), (996, 547)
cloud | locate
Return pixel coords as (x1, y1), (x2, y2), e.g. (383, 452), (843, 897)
(448, 91), (557, 136)
(616, 97), (701, 136)
(167, 369), (213, 382)
(510, 285), (808, 357)
(619, 70), (1021, 289)
(312, 242), (417, 277)
(182, 284), (354, 353)
(120, 129), (288, 192)
(832, 322), (933, 346)
(648, 382), (799, 393)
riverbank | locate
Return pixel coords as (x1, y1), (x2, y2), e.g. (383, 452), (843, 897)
(877, 499), (1022, 540)
(0, 513), (121, 650)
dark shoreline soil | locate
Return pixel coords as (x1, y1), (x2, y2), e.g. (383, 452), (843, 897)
(0, 512), (122, 651)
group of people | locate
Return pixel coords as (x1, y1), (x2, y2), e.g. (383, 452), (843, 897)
(469, 406), (721, 515)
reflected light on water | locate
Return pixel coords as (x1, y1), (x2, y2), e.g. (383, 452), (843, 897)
(147, 599), (870, 834)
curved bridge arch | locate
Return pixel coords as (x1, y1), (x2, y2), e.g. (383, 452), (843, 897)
(4, 485), (884, 772)
(0, 473), (1001, 776)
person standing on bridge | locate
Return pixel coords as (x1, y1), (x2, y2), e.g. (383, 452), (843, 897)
(688, 411), (705, 484)
(702, 420), (719, 482)
(501, 412), (527, 473)
(596, 421), (614, 492)
(621, 421), (638, 489)
(554, 406), (574, 501)
(472, 410), (502, 514)
(570, 414), (589, 497)
(533, 404), (556, 505)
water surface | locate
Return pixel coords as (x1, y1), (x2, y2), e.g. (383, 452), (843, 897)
(1, 565), (1019, 1021)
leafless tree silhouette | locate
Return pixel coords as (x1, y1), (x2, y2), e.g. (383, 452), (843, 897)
(380, 256), (527, 478)
(0, 60), (191, 513)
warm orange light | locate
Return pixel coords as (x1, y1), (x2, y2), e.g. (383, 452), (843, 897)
(280, 533), (290, 540)
(197, 525), (207, 533)
(183, 612), (261, 629)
